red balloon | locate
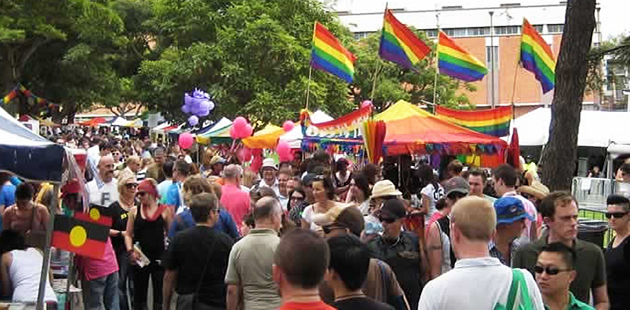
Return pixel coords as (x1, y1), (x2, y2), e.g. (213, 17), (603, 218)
(250, 155), (263, 173)
(242, 148), (252, 161)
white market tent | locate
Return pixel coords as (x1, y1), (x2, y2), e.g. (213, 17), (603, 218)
(111, 116), (129, 127)
(279, 109), (333, 149)
(514, 108), (630, 147)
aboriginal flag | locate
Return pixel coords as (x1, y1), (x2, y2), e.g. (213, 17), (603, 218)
(52, 215), (109, 259)
(73, 204), (113, 227)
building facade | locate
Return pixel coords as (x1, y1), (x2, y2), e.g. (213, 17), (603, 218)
(326, 0), (601, 116)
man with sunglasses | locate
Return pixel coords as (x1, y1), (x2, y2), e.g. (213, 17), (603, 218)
(313, 204), (410, 310)
(366, 199), (424, 310)
(513, 192), (609, 310)
(604, 195), (630, 310)
(535, 243), (594, 310)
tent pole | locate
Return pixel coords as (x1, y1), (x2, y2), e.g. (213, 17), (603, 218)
(37, 183), (59, 310)
(306, 65), (313, 110)
(370, 61), (382, 101)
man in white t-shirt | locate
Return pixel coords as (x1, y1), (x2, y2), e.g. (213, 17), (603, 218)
(87, 155), (119, 207)
(418, 196), (544, 310)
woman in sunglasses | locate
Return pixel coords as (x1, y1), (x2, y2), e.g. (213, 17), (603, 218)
(124, 178), (174, 310)
(604, 194), (630, 310)
(108, 174), (138, 310)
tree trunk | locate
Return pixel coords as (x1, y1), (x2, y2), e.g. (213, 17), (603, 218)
(540, 0), (596, 191)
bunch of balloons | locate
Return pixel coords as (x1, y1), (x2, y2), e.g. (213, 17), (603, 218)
(182, 89), (215, 126)
(230, 116), (253, 139)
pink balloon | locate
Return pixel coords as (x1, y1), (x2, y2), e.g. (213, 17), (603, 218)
(230, 126), (239, 139)
(361, 100), (373, 108)
(233, 117), (247, 132)
(276, 141), (292, 162)
(242, 148), (252, 161)
(243, 124), (253, 138)
(178, 133), (194, 149)
(250, 156), (263, 173)
(282, 120), (295, 132)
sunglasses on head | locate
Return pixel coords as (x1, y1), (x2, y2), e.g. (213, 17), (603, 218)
(322, 224), (346, 235)
(605, 211), (629, 219)
(125, 183), (138, 189)
(533, 265), (572, 275)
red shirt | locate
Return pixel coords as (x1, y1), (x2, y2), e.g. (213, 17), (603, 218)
(220, 183), (251, 231)
(279, 301), (337, 310)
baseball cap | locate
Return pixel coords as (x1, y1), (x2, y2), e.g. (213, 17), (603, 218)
(443, 177), (470, 197)
(302, 173), (318, 186)
(312, 204), (364, 236)
(378, 199), (406, 220)
(494, 197), (535, 225)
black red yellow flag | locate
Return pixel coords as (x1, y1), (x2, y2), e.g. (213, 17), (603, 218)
(52, 215), (109, 259)
(73, 204), (113, 227)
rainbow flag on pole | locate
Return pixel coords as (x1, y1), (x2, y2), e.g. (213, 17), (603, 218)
(379, 9), (431, 71)
(435, 105), (512, 137)
(438, 31), (488, 82)
(310, 22), (357, 83)
(520, 19), (556, 93)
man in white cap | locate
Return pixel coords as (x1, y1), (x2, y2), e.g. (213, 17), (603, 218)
(257, 158), (280, 197)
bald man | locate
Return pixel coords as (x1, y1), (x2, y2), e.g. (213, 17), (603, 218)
(87, 154), (120, 207)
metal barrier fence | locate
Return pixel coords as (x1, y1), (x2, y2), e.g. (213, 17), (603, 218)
(571, 177), (614, 210)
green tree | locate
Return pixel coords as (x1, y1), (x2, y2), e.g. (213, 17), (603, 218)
(137, 0), (354, 125)
(350, 30), (476, 113)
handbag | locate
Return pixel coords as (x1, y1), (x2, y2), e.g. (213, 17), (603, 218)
(176, 233), (219, 310)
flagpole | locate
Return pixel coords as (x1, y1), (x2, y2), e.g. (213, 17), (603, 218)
(306, 65), (313, 110)
(432, 13), (440, 111)
(511, 18), (526, 120)
(370, 61), (381, 101)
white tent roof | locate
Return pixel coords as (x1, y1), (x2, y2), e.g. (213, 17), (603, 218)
(152, 122), (171, 132)
(515, 108), (630, 147)
(279, 110), (333, 148)
(111, 117), (129, 126)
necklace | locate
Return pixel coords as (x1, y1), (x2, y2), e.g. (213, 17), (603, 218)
(334, 293), (365, 302)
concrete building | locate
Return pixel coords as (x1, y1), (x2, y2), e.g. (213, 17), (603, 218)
(325, 0), (602, 117)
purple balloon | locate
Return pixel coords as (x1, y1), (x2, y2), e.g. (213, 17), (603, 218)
(199, 98), (211, 112)
(181, 104), (191, 114)
(188, 115), (199, 126)
(196, 108), (210, 117)
(184, 93), (195, 106)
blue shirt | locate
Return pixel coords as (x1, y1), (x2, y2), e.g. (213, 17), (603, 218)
(164, 182), (183, 212)
(0, 183), (17, 208)
(168, 208), (240, 240)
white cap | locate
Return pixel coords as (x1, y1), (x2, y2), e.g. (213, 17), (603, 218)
(261, 158), (277, 170)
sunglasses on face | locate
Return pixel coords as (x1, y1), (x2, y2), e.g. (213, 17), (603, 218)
(534, 265), (572, 275)
(322, 225), (346, 235)
(606, 211), (629, 219)
(125, 183), (138, 189)
(378, 216), (396, 224)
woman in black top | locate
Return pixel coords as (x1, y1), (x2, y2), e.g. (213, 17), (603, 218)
(124, 179), (173, 310)
(108, 174), (137, 310)
(605, 194), (630, 310)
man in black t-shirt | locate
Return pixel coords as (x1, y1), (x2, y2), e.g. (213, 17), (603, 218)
(327, 235), (394, 310)
(163, 193), (234, 310)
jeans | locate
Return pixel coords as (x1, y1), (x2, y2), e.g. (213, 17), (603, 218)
(133, 261), (163, 310)
(83, 272), (120, 310)
(116, 250), (132, 310)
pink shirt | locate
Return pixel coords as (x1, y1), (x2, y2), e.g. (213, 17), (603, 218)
(221, 183), (251, 231)
(76, 238), (118, 281)
(503, 191), (538, 242)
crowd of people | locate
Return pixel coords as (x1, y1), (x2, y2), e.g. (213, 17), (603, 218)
(0, 130), (629, 310)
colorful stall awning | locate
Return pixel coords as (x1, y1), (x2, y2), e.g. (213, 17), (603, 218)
(242, 124), (284, 149)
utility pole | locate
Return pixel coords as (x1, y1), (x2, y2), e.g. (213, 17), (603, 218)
(489, 11), (496, 108)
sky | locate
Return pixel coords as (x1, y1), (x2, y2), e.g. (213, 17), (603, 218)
(328, 0), (629, 40)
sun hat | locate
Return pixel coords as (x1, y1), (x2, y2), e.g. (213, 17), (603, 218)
(261, 158), (278, 170)
(443, 177), (470, 197)
(518, 181), (550, 200)
(312, 204), (364, 236)
(370, 180), (402, 199)
(209, 155), (225, 166)
(494, 197), (535, 225)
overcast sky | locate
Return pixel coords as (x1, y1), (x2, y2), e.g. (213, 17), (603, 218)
(329, 0), (628, 39)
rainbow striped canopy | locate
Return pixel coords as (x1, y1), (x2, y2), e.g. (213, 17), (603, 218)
(375, 101), (507, 156)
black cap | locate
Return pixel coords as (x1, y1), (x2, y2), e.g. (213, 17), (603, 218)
(380, 199), (406, 220)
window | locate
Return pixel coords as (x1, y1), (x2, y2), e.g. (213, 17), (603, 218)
(495, 25), (521, 35)
(548, 24), (564, 33)
(444, 28), (467, 37)
(486, 46), (499, 68)
(424, 29), (438, 38)
(468, 27), (490, 36)
(533, 25), (543, 33)
(353, 32), (372, 40)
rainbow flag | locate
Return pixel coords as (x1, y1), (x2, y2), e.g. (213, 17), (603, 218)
(379, 9), (431, 71)
(310, 22), (357, 83)
(435, 105), (512, 137)
(438, 31), (487, 82)
(520, 19), (556, 93)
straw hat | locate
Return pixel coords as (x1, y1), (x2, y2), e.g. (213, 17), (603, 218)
(518, 181), (550, 200)
(209, 155), (225, 166)
(370, 180), (402, 199)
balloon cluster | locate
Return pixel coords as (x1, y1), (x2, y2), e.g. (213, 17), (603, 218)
(182, 89), (215, 126)
(276, 140), (292, 162)
(230, 116), (253, 139)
